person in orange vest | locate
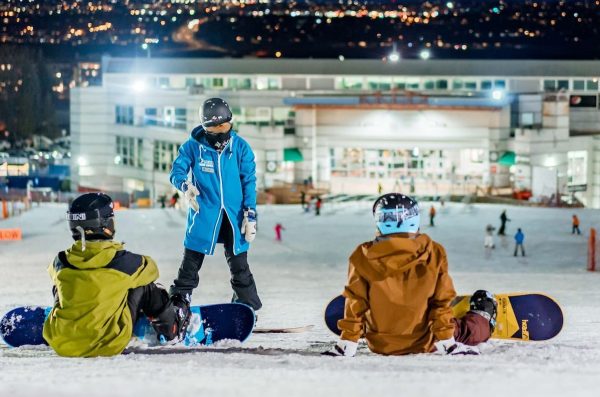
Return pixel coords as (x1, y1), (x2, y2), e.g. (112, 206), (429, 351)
(429, 205), (436, 227)
(1, 198), (7, 219)
(572, 214), (581, 235)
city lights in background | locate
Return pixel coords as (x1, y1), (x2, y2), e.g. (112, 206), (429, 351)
(0, 1), (598, 60)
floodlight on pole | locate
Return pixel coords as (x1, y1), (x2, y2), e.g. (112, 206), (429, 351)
(132, 80), (146, 92)
(492, 90), (505, 101)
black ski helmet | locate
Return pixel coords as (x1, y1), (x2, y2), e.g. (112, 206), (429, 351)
(372, 193), (420, 235)
(201, 97), (232, 128)
(67, 193), (115, 241)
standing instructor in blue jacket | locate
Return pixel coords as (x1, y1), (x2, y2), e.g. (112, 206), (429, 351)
(169, 98), (262, 311)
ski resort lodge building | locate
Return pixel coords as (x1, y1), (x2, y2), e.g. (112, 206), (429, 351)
(71, 57), (600, 206)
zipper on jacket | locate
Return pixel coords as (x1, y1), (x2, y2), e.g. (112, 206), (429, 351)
(208, 139), (234, 255)
(223, 139), (238, 253)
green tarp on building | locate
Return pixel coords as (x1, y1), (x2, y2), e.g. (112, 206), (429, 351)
(498, 151), (516, 166)
(284, 148), (304, 162)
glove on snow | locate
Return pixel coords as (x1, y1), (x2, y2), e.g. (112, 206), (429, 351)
(321, 339), (358, 357)
(242, 209), (257, 242)
(434, 337), (480, 355)
(183, 181), (200, 212)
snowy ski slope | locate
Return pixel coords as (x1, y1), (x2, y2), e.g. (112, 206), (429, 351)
(0, 201), (599, 397)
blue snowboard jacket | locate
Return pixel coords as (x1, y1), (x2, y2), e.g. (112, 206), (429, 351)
(514, 231), (525, 244)
(170, 126), (257, 256)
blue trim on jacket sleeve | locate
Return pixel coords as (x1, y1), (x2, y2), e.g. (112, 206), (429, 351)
(238, 139), (257, 211)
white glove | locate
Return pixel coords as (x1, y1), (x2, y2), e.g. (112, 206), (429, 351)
(183, 181), (200, 212)
(241, 209), (257, 242)
(322, 339), (358, 357)
(434, 337), (480, 355)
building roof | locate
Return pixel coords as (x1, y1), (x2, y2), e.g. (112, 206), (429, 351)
(103, 56), (600, 78)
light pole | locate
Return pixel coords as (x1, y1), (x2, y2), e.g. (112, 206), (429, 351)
(388, 43), (400, 62)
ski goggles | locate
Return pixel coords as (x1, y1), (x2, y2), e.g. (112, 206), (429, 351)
(374, 206), (419, 224)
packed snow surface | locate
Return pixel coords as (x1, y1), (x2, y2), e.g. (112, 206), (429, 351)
(1, 201), (599, 397)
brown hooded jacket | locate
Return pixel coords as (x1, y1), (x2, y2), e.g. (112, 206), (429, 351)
(338, 233), (456, 355)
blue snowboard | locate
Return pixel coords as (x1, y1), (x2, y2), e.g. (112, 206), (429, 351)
(325, 293), (563, 341)
(1, 303), (255, 348)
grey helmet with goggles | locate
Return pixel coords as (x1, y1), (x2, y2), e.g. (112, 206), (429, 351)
(373, 193), (420, 235)
(67, 193), (115, 249)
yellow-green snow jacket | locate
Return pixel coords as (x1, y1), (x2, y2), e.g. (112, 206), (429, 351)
(42, 240), (159, 357)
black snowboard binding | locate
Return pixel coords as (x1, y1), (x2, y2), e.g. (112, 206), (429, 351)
(469, 290), (498, 332)
(150, 294), (191, 344)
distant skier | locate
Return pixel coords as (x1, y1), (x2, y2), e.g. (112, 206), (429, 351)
(315, 195), (322, 216)
(274, 223), (285, 242)
(429, 205), (436, 226)
(43, 193), (190, 357)
(158, 194), (167, 209)
(170, 191), (180, 208)
(323, 193), (497, 357)
(485, 224), (496, 250)
(169, 97), (262, 312)
(498, 210), (510, 235)
(514, 228), (526, 257)
(304, 194), (312, 213)
(300, 191), (307, 211)
(572, 214), (581, 235)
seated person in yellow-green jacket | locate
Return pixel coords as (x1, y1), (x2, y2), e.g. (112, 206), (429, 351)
(42, 193), (191, 357)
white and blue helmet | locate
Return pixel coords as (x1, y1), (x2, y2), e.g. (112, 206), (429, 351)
(373, 193), (420, 235)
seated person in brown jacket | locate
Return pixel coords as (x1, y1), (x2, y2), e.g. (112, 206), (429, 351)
(324, 193), (497, 357)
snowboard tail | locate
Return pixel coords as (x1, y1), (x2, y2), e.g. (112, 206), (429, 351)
(325, 293), (563, 342)
(0, 306), (49, 348)
(1, 303), (255, 349)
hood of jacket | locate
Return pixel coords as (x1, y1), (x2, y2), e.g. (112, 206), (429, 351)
(191, 125), (236, 147)
(191, 125), (209, 144)
(350, 233), (434, 280)
(65, 240), (124, 269)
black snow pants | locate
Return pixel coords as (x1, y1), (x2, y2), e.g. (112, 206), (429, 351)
(169, 213), (262, 311)
(128, 283), (170, 325)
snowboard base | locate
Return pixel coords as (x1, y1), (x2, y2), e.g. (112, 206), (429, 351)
(1, 303), (255, 349)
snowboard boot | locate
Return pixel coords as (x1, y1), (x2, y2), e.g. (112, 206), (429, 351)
(150, 294), (191, 344)
(469, 290), (498, 332)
